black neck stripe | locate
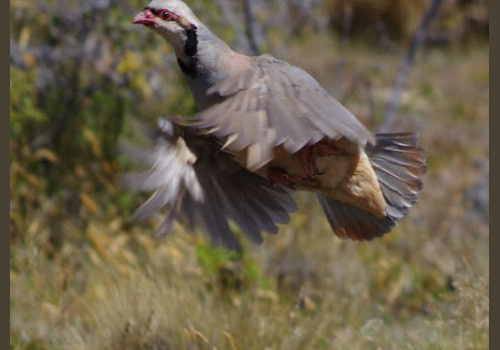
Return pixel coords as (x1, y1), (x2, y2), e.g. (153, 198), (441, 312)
(177, 57), (197, 76)
(178, 26), (199, 76)
(184, 25), (198, 57)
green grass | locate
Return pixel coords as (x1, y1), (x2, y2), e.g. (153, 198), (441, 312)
(10, 40), (488, 349)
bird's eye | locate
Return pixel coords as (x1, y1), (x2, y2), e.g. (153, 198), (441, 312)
(159, 10), (172, 20)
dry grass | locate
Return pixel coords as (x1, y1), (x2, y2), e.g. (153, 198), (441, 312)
(11, 40), (488, 349)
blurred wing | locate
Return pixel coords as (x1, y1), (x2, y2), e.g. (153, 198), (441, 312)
(193, 54), (374, 170)
(122, 117), (298, 251)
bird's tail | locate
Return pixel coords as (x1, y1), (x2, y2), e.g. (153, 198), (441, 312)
(318, 133), (427, 240)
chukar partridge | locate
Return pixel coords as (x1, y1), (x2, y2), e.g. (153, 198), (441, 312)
(128, 0), (427, 251)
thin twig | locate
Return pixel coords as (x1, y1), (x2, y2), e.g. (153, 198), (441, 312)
(216, 0), (249, 53)
(379, 0), (444, 132)
(242, 0), (262, 56)
(333, 1), (353, 97)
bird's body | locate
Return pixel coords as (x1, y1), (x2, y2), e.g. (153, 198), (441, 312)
(128, 0), (427, 250)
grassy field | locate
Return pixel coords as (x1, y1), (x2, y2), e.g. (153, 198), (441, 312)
(11, 26), (488, 350)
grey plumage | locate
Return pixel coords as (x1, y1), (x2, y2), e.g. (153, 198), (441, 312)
(193, 55), (374, 170)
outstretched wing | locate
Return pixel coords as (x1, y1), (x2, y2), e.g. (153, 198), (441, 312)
(192, 54), (374, 170)
(122, 117), (298, 251)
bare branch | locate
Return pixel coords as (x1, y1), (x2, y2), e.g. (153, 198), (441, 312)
(216, 0), (249, 53)
(242, 0), (262, 56)
(379, 0), (444, 132)
(333, 1), (354, 97)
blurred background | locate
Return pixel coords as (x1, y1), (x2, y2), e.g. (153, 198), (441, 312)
(10, 0), (489, 348)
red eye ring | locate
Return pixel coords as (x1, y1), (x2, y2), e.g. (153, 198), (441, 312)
(158, 10), (172, 20)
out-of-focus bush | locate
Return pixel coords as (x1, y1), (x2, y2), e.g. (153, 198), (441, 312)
(10, 0), (167, 248)
(323, 0), (488, 45)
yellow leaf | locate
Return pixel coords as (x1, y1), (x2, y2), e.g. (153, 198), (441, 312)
(102, 161), (114, 174)
(26, 174), (40, 187)
(74, 165), (87, 179)
(184, 329), (209, 344)
(88, 249), (102, 266)
(82, 128), (102, 158)
(23, 53), (36, 69)
(256, 289), (279, 302)
(34, 148), (58, 163)
(109, 234), (129, 254)
(223, 332), (237, 350)
(109, 218), (123, 231)
(137, 235), (155, 257)
(117, 51), (143, 74)
(10, 270), (18, 281)
(133, 74), (153, 98)
(88, 224), (110, 257)
(19, 27), (31, 49)
(42, 302), (61, 319)
(80, 193), (99, 215)
(163, 244), (183, 262)
(119, 250), (138, 265)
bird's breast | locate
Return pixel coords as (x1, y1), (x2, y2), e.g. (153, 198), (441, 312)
(236, 138), (388, 218)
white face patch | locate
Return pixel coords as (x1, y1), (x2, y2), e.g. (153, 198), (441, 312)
(144, 0), (201, 57)
(147, 0), (201, 26)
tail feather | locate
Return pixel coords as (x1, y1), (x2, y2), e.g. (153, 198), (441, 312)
(318, 133), (427, 241)
(368, 133), (427, 218)
(317, 194), (395, 240)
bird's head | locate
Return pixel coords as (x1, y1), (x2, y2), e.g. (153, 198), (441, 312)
(133, 0), (201, 56)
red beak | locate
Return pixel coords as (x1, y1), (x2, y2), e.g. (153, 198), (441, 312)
(133, 10), (156, 26)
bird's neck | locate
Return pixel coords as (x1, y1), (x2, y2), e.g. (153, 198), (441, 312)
(173, 25), (240, 109)
(174, 25), (230, 78)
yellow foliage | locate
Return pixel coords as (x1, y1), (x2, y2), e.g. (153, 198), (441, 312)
(25, 173), (41, 187)
(101, 161), (114, 175)
(19, 26), (31, 49)
(80, 193), (99, 215)
(136, 234), (156, 257)
(23, 53), (36, 69)
(255, 289), (279, 302)
(119, 250), (138, 265)
(117, 51), (144, 74)
(41, 302), (61, 319)
(132, 74), (153, 98)
(109, 234), (130, 255)
(74, 165), (87, 179)
(88, 249), (103, 266)
(34, 148), (58, 163)
(223, 332), (237, 350)
(184, 328), (210, 345)
(82, 128), (103, 159)
(87, 224), (111, 258)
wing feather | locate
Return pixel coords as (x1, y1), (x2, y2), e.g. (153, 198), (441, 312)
(194, 55), (374, 169)
(122, 117), (298, 251)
